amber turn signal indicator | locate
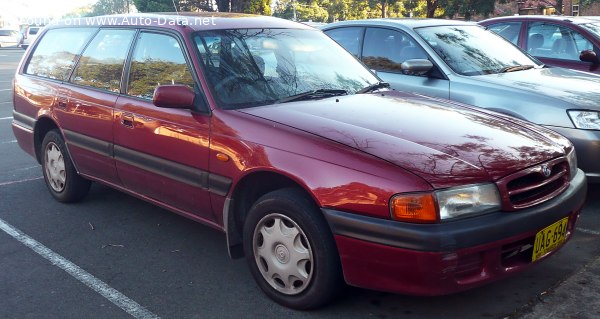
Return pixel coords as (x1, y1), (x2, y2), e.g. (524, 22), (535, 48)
(390, 193), (438, 223)
(216, 153), (230, 162)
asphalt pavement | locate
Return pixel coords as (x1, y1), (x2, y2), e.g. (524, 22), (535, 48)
(1, 46), (600, 319)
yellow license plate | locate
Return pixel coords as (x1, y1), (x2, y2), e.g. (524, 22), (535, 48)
(532, 217), (569, 262)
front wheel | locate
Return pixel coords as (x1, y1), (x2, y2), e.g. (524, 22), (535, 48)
(41, 130), (91, 202)
(243, 188), (343, 309)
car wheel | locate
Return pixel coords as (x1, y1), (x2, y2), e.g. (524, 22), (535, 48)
(243, 188), (343, 309)
(41, 130), (91, 202)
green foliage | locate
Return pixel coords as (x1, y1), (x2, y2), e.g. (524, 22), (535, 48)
(91, 0), (130, 15)
(436, 0), (495, 19)
(133, 0), (174, 12)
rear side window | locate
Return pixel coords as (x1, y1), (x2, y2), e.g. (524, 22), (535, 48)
(127, 32), (195, 99)
(26, 28), (96, 80)
(71, 29), (135, 92)
(324, 27), (363, 57)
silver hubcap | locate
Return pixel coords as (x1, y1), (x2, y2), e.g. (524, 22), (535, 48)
(253, 213), (313, 295)
(45, 142), (66, 192)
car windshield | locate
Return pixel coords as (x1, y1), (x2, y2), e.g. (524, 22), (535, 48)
(580, 23), (600, 40)
(193, 28), (379, 109)
(415, 25), (543, 76)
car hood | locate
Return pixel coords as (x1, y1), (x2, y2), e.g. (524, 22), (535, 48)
(473, 67), (600, 109)
(239, 92), (565, 188)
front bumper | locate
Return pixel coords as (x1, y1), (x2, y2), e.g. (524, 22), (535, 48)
(323, 169), (587, 296)
(546, 125), (600, 183)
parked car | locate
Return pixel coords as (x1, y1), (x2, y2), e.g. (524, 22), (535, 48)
(323, 19), (600, 183)
(12, 13), (586, 309)
(21, 26), (42, 49)
(479, 16), (600, 74)
(0, 28), (24, 47)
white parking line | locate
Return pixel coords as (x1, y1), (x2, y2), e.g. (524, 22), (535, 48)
(0, 117), (12, 120)
(577, 228), (600, 236)
(0, 140), (17, 144)
(0, 177), (42, 186)
(0, 101), (12, 104)
(0, 218), (160, 319)
(0, 89), (11, 92)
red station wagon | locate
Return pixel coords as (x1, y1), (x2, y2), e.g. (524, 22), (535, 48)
(12, 13), (587, 309)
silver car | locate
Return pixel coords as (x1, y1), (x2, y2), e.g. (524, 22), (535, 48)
(323, 19), (600, 182)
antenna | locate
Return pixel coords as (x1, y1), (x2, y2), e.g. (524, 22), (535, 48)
(171, 0), (179, 15)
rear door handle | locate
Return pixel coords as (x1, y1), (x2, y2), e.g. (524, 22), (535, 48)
(121, 114), (134, 128)
(57, 97), (68, 108)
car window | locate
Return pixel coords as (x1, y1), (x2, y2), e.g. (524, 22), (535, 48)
(487, 22), (522, 45)
(29, 28), (40, 35)
(527, 22), (593, 61)
(323, 27), (363, 57)
(194, 29), (378, 110)
(127, 32), (195, 100)
(71, 29), (135, 93)
(362, 28), (427, 74)
(580, 23), (600, 40)
(25, 28), (96, 80)
(0, 30), (12, 36)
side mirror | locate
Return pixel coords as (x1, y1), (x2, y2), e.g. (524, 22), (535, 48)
(580, 50), (599, 64)
(401, 59), (434, 75)
(153, 85), (195, 109)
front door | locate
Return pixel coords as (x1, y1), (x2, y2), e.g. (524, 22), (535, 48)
(114, 31), (214, 220)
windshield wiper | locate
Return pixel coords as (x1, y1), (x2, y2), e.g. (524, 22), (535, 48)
(276, 89), (347, 103)
(357, 81), (390, 94)
(498, 65), (535, 73)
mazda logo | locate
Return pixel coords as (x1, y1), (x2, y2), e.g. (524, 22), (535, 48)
(541, 165), (552, 177)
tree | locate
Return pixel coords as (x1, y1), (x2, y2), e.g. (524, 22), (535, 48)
(438, 0), (496, 19)
(133, 0), (215, 12)
(91, 0), (130, 15)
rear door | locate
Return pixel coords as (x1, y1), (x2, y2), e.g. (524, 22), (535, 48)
(61, 28), (136, 185)
(114, 30), (215, 220)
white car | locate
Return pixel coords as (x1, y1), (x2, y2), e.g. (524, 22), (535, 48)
(21, 26), (42, 49)
(0, 29), (23, 48)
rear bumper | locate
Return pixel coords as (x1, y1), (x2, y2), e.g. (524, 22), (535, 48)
(323, 169), (587, 295)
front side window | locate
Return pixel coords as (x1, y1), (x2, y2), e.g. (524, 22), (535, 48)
(362, 28), (427, 73)
(486, 22), (522, 45)
(324, 27), (363, 57)
(193, 29), (378, 109)
(527, 22), (594, 61)
(71, 29), (135, 92)
(416, 25), (541, 76)
(25, 28), (96, 80)
(127, 32), (195, 99)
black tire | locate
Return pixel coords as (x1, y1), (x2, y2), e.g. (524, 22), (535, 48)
(41, 130), (91, 202)
(243, 188), (343, 309)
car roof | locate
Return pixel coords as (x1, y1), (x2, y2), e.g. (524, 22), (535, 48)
(46, 12), (312, 31)
(481, 15), (600, 25)
(324, 18), (476, 31)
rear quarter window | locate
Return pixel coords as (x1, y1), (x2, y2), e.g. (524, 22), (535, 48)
(25, 28), (96, 80)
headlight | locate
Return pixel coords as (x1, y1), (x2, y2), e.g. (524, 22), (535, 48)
(568, 110), (600, 130)
(567, 148), (578, 180)
(390, 183), (501, 223)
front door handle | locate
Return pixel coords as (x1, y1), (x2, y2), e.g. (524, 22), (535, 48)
(121, 113), (134, 128)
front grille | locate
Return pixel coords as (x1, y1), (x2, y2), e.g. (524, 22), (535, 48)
(497, 157), (569, 211)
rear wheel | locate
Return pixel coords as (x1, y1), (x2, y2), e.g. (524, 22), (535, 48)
(41, 130), (91, 202)
(243, 188), (343, 309)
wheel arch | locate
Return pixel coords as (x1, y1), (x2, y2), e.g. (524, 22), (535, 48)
(224, 170), (321, 259)
(33, 116), (60, 164)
